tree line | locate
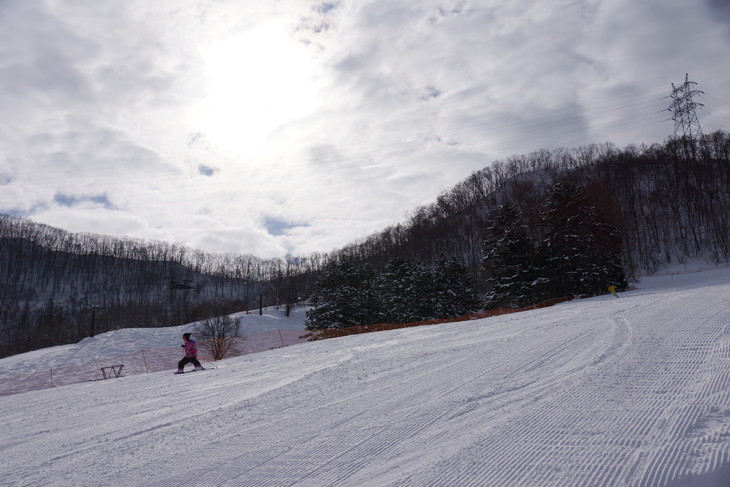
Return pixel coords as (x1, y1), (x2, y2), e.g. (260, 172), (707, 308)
(305, 180), (626, 327)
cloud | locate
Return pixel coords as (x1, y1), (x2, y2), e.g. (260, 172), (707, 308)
(183, 216), (286, 258)
(706, 0), (730, 27)
(1, 0), (729, 258)
(0, 3), (95, 110)
(30, 205), (169, 243)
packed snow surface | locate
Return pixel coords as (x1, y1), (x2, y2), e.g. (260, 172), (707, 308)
(2, 268), (730, 486)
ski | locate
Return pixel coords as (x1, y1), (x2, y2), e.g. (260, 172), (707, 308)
(173, 368), (207, 374)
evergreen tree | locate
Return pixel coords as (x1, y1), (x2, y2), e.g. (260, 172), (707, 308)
(305, 257), (380, 330)
(408, 260), (438, 320)
(482, 201), (540, 308)
(432, 254), (481, 318)
(378, 257), (442, 322)
(376, 257), (426, 323)
(538, 182), (626, 298)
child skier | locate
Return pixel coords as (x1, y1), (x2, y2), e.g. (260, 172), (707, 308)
(176, 333), (204, 373)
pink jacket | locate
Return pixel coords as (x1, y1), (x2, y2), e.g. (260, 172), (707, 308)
(183, 340), (198, 358)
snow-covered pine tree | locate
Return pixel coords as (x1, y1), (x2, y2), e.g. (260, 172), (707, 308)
(305, 257), (380, 330)
(376, 257), (427, 323)
(539, 181), (626, 298)
(408, 260), (437, 321)
(482, 201), (539, 308)
(432, 254), (481, 318)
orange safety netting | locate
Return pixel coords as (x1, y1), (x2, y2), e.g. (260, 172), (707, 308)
(303, 296), (574, 340)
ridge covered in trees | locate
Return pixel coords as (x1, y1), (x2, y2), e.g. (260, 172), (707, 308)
(305, 132), (728, 329)
(0, 218), (317, 356)
(332, 132), (730, 277)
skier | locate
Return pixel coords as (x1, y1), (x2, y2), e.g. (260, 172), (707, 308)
(608, 285), (618, 298)
(176, 333), (204, 373)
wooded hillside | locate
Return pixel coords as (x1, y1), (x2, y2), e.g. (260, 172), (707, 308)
(0, 219), (317, 356)
(332, 132), (730, 281)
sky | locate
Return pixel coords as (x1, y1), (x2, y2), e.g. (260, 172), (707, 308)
(2, 266), (730, 486)
(1, 0), (730, 259)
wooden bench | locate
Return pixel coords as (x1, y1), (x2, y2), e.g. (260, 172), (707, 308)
(100, 364), (124, 379)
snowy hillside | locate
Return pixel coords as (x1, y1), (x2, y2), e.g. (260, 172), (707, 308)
(2, 268), (730, 486)
(0, 306), (308, 379)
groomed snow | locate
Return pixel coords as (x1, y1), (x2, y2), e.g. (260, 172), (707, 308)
(1, 268), (729, 486)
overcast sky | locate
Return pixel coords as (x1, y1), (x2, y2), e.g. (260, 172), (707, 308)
(1, 0), (729, 258)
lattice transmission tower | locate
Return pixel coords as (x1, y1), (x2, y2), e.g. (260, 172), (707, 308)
(666, 73), (704, 140)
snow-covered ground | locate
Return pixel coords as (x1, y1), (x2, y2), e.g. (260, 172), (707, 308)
(0, 306), (307, 379)
(2, 268), (730, 486)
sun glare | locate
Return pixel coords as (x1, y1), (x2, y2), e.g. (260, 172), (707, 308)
(200, 24), (316, 154)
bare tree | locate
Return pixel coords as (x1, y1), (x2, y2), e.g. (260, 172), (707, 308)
(194, 315), (241, 360)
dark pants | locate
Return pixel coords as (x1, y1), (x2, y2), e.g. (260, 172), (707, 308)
(178, 356), (201, 370)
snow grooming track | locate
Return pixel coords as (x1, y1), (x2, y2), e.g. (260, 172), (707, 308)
(160, 306), (636, 487)
(389, 284), (730, 487)
(632, 295), (730, 487)
(2, 269), (730, 487)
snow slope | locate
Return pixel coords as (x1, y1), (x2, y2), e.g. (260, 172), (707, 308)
(1, 269), (730, 486)
(0, 306), (307, 379)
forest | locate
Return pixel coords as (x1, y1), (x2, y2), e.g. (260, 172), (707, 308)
(1, 131), (728, 356)
(0, 222), (319, 357)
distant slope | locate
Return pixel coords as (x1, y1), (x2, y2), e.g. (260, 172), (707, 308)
(0, 306), (306, 379)
(0, 214), (307, 356)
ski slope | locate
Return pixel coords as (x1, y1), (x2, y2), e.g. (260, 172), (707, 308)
(1, 268), (730, 486)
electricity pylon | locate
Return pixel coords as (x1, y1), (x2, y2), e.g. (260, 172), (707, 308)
(666, 73), (704, 140)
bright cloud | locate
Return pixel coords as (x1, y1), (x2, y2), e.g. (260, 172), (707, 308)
(1, 0), (729, 258)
